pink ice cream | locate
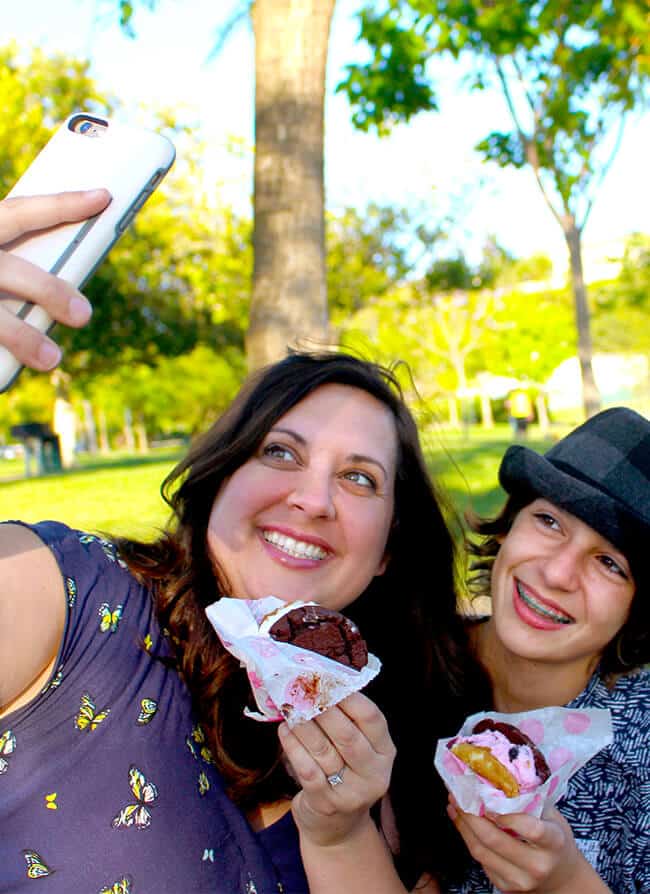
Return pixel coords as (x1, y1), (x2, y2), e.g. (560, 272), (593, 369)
(453, 729), (542, 792)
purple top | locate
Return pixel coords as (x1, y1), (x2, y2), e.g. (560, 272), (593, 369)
(0, 521), (307, 893)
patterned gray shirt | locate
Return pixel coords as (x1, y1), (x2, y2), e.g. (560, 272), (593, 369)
(447, 669), (650, 894)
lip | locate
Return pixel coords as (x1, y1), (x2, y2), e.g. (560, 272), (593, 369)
(258, 525), (334, 569)
(512, 578), (575, 630)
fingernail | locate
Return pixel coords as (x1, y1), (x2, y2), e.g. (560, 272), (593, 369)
(38, 341), (61, 370)
(68, 296), (92, 324)
(86, 188), (111, 200)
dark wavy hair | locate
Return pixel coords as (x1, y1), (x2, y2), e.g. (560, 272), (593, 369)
(117, 350), (487, 886)
(466, 495), (650, 678)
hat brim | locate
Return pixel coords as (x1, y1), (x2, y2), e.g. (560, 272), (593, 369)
(499, 445), (643, 558)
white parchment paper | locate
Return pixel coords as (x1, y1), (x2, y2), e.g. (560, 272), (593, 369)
(435, 706), (613, 817)
(205, 596), (381, 727)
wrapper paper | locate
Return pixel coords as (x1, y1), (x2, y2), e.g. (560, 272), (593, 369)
(205, 596), (381, 727)
(435, 706), (612, 817)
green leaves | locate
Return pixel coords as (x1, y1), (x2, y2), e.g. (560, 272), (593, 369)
(338, 7), (437, 134)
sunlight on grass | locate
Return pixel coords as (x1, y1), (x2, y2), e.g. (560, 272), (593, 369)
(0, 454), (180, 539)
(0, 427), (557, 538)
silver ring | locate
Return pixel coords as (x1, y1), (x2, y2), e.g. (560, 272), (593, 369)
(326, 767), (346, 787)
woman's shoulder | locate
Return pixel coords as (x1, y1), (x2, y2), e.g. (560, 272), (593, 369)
(11, 519), (132, 576)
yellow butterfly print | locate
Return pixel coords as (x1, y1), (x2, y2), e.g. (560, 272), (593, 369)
(45, 792), (58, 810)
(22, 849), (54, 879)
(143, 633), (153, 652)
(200, 745), (214, 764)
(99, 876), (132, 894)
(0, 729), (16, 774)
(75, 693), (110, 732)
(112, 765), (158, 829)
(66, 576), (77, 606)
(190, 725), (215, 763)
(198, 771), (210, 796)
(41, 664), (64, 694)
(99, 602), (123, 633)
(79, 534), (128, 568)
(136, 697), (158, 725)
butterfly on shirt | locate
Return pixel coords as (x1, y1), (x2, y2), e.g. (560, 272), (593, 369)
(136, 697), (158, 725)
(75, 692), (110, 732)
(0, 729), (16, 774)
(112, 765), (159, 829)
(99, 876), (132, 894)
(22, 850), (54, 879)
(98, 601), (123, 633)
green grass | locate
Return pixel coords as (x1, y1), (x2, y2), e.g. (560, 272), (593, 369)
(426, 426), (556, 518)
(0, 425), (559, 536)
(0, 449), (183, 539)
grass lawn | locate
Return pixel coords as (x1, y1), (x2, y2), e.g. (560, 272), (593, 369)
(0, 425), (558, 538)
(0, 449), (182, 539)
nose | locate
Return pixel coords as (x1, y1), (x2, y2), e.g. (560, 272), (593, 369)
(540, 541), (581, 591)
(287, 469), (336, 520)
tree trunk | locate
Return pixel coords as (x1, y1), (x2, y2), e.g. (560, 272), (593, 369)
(135, 415), (149, 454)
(564, 223), (601, 418)
(98, 408), (111, 454)
(82, 400), (98, 455)
(535, 393), (549, 435)
(447, 395), (460, 428)
(123, 407), (136, 452)
(247, 0), (335, 370)
(480, 392), (494, 429)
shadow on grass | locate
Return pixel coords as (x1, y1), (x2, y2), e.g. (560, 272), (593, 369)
(0, 449), (185, 486)
(427, 434), (555, 520)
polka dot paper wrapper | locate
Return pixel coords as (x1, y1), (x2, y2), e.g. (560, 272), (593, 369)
(205, 596), (381, 728)
(434, 706), (613, 817)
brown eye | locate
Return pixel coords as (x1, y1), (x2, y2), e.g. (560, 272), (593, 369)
(598, 555), (629, 580)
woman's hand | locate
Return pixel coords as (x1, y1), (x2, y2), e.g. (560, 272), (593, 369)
(0, 190), (110, 371)
(448, 799), (610, 893)
(278, 691), (396, 848)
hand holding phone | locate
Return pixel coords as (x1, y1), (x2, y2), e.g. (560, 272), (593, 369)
(0, 190), (111, 372)
(0, 114), (175, 391)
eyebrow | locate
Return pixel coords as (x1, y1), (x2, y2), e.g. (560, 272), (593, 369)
(268, 427), (390, 479)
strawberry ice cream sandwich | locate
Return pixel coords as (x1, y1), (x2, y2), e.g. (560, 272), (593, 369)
(448, 718), (551, 797)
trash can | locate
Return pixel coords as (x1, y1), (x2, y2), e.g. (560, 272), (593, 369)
(10, 423), (62, 477)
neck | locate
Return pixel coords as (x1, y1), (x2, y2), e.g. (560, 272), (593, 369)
(473, 620), (596, 712)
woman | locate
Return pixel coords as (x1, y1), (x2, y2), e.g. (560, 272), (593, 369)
(449, 408), (650, 894)
(0, 192), (485, 892)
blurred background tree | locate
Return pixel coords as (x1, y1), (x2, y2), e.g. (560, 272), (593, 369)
(340, 0), (650, 418)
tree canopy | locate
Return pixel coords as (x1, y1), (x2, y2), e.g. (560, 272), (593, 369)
(339, 0), (650, 416)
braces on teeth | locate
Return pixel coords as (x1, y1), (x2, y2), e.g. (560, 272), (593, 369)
(516, 583), (572, 624)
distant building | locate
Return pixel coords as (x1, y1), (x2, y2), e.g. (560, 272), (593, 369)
(545, 354), (648, 413)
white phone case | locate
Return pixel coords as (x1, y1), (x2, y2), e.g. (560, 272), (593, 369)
(0, 113), (176, 391)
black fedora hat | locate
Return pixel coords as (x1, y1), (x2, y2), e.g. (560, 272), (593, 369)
(499, 407), (650, 560)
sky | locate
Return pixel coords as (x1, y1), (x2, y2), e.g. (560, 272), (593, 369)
(6, 0), (650, 279)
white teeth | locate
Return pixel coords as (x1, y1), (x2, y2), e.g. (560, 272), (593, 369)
(516, 582), (572, 625)
(262, 530), (327, 560)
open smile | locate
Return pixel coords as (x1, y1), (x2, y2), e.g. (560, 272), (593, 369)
(515, 580), (574, 625)
(262, 529), (329, 561)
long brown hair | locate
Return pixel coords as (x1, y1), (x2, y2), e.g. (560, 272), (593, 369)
(117, 351), (487, 886)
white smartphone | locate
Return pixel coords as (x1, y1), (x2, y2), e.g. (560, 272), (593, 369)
(0, 112), (176, 392)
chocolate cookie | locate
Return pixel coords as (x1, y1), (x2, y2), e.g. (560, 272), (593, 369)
(268, 604), (368, 670)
